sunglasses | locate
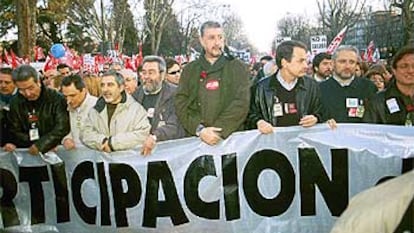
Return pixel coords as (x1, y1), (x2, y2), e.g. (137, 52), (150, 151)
(168, 70), (181, 75)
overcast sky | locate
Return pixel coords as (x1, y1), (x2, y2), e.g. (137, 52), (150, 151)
(215, 0), (384, 53)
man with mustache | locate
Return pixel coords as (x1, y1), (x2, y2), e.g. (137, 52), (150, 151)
(319, 45), (377, 123)
(132, 55), (185, 155)
(175, 21), (250, 145)
(81, 71), (150, 152)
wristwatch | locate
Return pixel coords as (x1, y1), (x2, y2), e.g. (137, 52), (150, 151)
(195, 124), (205, 137)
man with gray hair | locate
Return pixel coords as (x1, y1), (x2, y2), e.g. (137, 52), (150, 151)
(81, 71), (150, 152)
(132, 55), (185, 155)
(319, 45), (377, 122)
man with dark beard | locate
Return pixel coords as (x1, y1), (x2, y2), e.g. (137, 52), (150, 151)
(132, 55), (185, 155)
(175, 21), (250, 145)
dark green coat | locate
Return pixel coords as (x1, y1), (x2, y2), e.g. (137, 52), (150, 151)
(175, 54), (250, 138)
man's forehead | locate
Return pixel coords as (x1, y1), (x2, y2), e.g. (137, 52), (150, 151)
(101, 75), (116, 83)
(0, 73), (12, 80)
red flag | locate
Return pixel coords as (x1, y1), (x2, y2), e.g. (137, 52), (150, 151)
(43, 54), (59, 71)
(135, 42), (143, 68)
(366, 40), (375, 63)
(10, 50), (22, 68)
(327, 26), (348, 54)
(33, 46), (45, 62)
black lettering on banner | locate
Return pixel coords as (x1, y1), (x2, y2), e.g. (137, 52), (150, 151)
(143, 161), (188, 228)
(51, 163), (70, 223)
(97, 162), (111, 225)
(0, 168), (20, 227)
(243, 150), (295, 216)
(222, 153), (240, 220)
(378, 158), (414, 184)
(184, 155), (219, 219)
(71, 161), (96, 224)
(109, 163), (142, 227)
(299, 148), (348, 216)
(19, 166), (49, 225)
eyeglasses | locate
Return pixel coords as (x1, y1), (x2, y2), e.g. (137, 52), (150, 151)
(168, 70), (181, 75)
(396, 64), (414, 71)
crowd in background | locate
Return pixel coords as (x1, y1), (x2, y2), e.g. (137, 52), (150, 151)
(1, 20), (414, 155)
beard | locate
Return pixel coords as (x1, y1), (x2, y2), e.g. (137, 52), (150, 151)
(143, 79), (162, 94)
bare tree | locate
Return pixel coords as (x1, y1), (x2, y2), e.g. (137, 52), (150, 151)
(223, 13), (250, 50)
(277, 13), (316, 47)
(390, 0), (414, 45)
(316, 0), (367, 41)
(144, 0), (174, 55)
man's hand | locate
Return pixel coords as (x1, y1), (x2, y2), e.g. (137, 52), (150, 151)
(199, 127), (222, 145)
(141, 135), (157, 156)
(299, 115), (318, 127)
(327, 119), (337, 130)
(101, 140), (112, 153)
(63, 138), (76, 150)
(3, 143), (16, 152)
(28, 144), (39, 155)
(257, 120), (274, 134)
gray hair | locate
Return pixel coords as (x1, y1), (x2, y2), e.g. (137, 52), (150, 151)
(142, 55), (167, 73)
(12, 65), (39, 82)
(332, 45), (360, 60)
(102, 71), (124, 86)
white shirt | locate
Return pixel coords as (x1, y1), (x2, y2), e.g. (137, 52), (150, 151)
(333, 75), (355, 87)
(63, 93), (98, 145)
(277, 72), (298, 91)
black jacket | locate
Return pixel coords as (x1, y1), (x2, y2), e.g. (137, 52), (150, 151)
(7, 85), (70, 153)
(363, 79), (413, 125)
(247, 72), (323, 128)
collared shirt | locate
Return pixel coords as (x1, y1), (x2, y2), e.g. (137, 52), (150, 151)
(332, 75), (355, 87)
(64, 93), (98, 144)
(277, 72), (298, 91)
(314, 74), (327, 82)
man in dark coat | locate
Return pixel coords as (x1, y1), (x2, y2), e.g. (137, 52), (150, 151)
(3, 65), (70, 155)
(247, 40), (324, 133)
(364, 45), (414, 125)
(175, 21), (250, 145)
(132, 55), (185, 155)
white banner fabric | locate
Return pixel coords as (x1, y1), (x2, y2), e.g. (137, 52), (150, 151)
(0, 124), (413, 233)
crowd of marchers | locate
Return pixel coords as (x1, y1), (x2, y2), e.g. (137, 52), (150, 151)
(1, 20), (414, 156)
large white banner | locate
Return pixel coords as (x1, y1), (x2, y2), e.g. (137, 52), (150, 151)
(0, 124), (413, 233)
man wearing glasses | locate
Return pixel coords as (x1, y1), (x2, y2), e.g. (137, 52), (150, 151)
(165, 58), (181, 86)
(364, 45), (414, 125)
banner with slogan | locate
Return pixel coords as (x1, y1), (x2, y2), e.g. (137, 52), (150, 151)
(0, 124), (413, 233)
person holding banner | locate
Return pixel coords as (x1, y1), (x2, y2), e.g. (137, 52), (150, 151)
(132, 55), (185, 155)
(60, 74), (98, 150)
(247, 40), (325, 133)
(3, 65), (70, 155)
(80, 71), (151, 152)
(363, 45), (414, 125)
(319, 45), (377, 123)
(175, 21), (250, 145)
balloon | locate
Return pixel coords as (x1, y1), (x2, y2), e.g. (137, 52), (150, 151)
(50, 43), (65, 58)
